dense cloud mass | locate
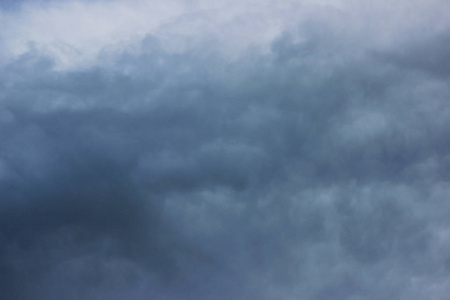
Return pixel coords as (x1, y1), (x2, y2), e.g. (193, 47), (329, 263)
(1, 0), (450, 299)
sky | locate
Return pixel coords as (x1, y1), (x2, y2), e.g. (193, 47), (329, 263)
(1, 0), (450, 299)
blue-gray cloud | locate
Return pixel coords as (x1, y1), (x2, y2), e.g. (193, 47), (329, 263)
(1, 2), (450, 300)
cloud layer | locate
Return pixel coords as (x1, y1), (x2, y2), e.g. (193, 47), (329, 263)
(1, 0), (450, 299)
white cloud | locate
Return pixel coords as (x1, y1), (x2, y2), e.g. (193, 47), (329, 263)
(0, 0), (358, 69)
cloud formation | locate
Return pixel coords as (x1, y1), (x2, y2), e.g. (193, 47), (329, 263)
(1, 0), (450, 299)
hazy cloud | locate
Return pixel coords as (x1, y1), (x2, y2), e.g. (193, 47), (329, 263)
(1, 0), (450, 299)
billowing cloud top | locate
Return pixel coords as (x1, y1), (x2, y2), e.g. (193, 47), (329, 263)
(1, 0), (450, 299)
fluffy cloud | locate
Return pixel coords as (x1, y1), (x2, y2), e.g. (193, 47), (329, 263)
(1, 0), (450, 299)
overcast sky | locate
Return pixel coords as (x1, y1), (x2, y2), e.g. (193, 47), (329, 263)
(1, 0), (450, 299)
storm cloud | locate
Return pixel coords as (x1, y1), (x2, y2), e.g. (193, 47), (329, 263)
(1, 0), (450, 299)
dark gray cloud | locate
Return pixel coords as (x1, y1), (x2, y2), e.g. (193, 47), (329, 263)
(1, 2), (450, 299)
